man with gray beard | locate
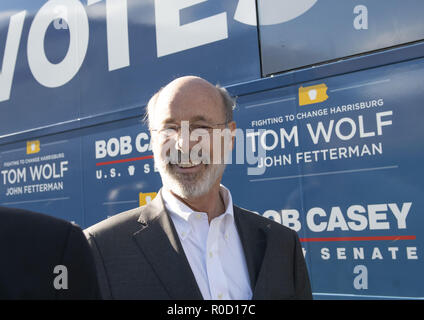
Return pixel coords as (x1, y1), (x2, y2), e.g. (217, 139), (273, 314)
(84, 76), (312, 300)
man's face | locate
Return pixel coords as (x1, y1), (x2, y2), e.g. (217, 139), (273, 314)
(150, 79), (235, 199)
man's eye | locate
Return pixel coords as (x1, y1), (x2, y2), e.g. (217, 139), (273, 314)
(191, 125), (211, 130)
(160, 128), (178, 135)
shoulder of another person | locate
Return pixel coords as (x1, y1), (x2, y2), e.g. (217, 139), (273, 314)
(0, 206), (75, 236)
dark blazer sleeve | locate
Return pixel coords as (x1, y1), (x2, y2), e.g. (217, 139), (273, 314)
(0, 207), (100, 300)
(292, 230), (313, 299)
(84, 231), (113, 299)
(56, 224), (101, 300)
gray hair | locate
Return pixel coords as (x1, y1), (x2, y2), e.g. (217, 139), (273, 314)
(143, 88), (163, 130)
(215, 84), (236, 123)
(143, 83), (236, 130)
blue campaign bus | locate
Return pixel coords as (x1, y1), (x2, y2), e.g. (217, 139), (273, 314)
(1, 0), (423, 299)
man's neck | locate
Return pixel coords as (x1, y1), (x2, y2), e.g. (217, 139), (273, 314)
(168, 184), (225, 223)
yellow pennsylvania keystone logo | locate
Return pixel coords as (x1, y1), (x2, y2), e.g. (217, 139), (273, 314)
(139, 192), (158, 206)
(26, 140), (40, 154)
(299, 83), (328, 106)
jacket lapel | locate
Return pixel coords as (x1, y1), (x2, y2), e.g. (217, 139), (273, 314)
(233, 206), (268, 299)
(132, 191), (203, 300)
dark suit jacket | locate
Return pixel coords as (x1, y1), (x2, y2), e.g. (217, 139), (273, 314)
(85, 191), (312, 300)
(0, 206), (100, 299)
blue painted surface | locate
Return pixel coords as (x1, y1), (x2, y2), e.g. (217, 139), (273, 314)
(0, 0), (260, 138)
(258, 0), (424, 75)
(226, 57), (424, 298)
(1, 0), (423, 300)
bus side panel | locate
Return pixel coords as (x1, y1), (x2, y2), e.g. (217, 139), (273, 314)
(224, 57), (424, 299)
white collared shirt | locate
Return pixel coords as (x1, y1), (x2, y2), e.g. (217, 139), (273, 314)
(162, 185), (252, 300)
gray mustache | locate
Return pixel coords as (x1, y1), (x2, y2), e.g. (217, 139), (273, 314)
(168, 149), (211, 164)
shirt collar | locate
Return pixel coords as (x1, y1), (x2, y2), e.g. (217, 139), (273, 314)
(219, 184), (234, 219)
(162, 185), (234, 236)
(162, 188), (194, 223)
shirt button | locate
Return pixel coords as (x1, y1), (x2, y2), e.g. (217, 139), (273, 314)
(209, 251), (213, 258)
(217, 293), (223, 299)
(181, 232), (186, 237)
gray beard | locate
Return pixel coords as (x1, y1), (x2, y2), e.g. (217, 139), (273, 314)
(158, 162), (226, 198)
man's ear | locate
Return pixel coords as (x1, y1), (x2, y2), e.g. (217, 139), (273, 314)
(149, 129), (158, 153)
(149, 129), (155, 144)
